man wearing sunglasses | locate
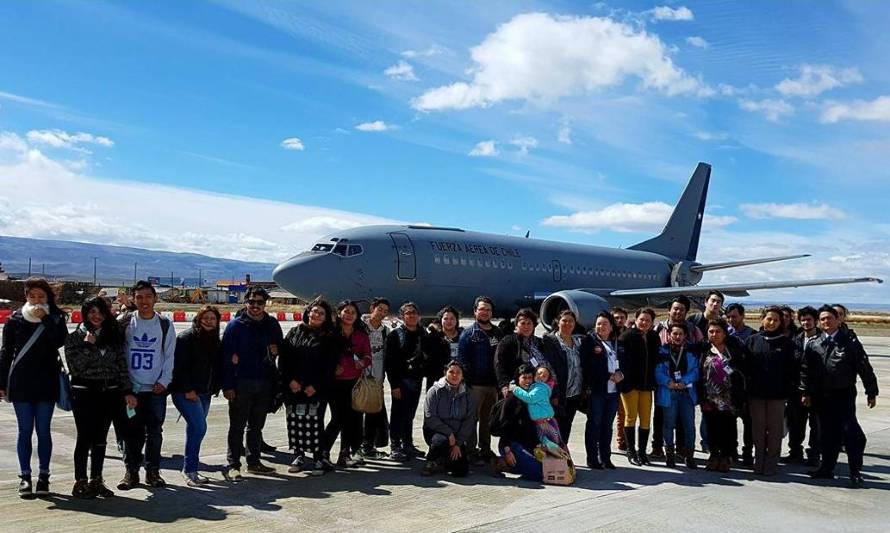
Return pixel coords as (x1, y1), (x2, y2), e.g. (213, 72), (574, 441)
(221, 287), (284, 481)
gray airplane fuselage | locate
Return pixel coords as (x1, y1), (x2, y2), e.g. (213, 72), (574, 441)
(272, 224), (673, 317)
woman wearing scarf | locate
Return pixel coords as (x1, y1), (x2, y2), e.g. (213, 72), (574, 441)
(699, 318), (747, 472)
(495, 308), (557, 398)
(0, 278), (68, 498)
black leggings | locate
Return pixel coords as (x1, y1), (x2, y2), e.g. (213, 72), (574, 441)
(323, 379), (362, 455)
(703, 410), (736, 458)
(71, 386), (120, 480)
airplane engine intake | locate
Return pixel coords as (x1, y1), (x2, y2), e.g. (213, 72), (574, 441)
(540, 290), (611, 331)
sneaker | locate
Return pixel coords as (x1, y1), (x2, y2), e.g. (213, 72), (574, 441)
(303, 460), (325, 476)
(358, 447), (386, 460)
(404, 444), (426, 458)
(183, 472), (209, 487)
(390, 448), (409, 463)
(246, 463), (276, 475)
(223, 467), (243, 482)
(288, 456), (308, 473)
(351, 454), (366, 466)
(421, 459), (444, 477)
(18, 475), (33, 499)
(336, 454), (359, 468)
(117, 469), (140, 490)
(35, 473), (50, 496)
(649, 447), (665, 459)
(145, 469), (166, 488)
(72, 479), (97, 499)
(89, 477), (115, 497)
(317, 456), (336, 472)
(603, 460), (617, 470)
(850, 473), (865, 488)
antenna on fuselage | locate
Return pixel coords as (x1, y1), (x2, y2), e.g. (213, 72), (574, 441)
(525, 230), (530, 238)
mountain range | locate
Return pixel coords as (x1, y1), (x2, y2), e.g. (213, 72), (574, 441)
(0, 235), (277, 286)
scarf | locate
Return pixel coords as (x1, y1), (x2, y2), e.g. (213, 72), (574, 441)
(21, 302), (49, 323)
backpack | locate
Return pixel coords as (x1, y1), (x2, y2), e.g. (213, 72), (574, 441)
(119, 311), (171, 348)
(488, 397), (511, 437)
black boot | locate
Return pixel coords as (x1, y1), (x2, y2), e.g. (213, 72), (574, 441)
(685, 449), (698, 469)
(666, 445), (676, 468)
(637, 428), (651, 465)
(624, 427), (640, 466)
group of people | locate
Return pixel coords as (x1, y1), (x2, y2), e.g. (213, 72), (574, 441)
(0, 279), (879, 501)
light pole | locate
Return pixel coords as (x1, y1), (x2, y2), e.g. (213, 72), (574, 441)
(133, 262), (138, 285)
(93, 257), (98, 286)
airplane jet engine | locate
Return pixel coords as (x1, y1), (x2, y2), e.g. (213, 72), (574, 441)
(540, 290), (611, 331)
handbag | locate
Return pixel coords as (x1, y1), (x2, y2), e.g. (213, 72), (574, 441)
(351, 372), (383, 414)
(57, 370), (72, 412)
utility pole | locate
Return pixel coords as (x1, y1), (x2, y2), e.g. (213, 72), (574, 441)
(133, 262), (138, 285)
(28, 258), (31, 276)
(198, 268), (202, 288)
(93, 257), (98, 286)
(42, 263), (45, 275)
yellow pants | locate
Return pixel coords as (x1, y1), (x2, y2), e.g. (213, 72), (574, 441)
(621, 390), (653, 429)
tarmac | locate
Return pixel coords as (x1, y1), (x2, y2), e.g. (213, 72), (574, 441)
(0, 323), (888, 532)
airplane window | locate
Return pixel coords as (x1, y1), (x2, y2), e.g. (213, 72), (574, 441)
(444, 256), (450, 265)
(347, 244), (363, 256)
(484, 260), (490, 268)
(311, 243), (334, 252)
(333, 244), (348, 256)
(434, 255), (440, 264)
(508, 262), (513, 270)
(501, 260), (506, 269)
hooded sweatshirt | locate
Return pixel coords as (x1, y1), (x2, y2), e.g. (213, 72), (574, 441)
(423, 377), (476, 445)
(121, 312), (176, 392)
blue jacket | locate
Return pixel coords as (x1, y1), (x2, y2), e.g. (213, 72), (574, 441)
(457, 322), (502, 386)
(221, 312), (283, 390)
(654, 345), (699, 407)
(511, 381), (555, 421)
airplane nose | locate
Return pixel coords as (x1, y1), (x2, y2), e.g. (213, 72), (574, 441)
(273, 255), (326, 300)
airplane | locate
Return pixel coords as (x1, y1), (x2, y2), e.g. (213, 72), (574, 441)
(272, 163), (883, 329)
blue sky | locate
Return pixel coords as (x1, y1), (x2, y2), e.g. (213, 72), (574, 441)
(0, 0), (888, 302)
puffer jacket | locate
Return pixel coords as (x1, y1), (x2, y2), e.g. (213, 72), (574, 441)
(745, 331), (796, 400)
(279, 323), (338, 405)
(617, 326), (660, 392)
(423, 377), (476, 445)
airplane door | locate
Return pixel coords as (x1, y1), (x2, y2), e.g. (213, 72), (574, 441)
(552, 260), (562, 282)
(390, 232), (416, 280)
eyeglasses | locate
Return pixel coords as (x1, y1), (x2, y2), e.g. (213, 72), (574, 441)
(246, 299), (267, 307)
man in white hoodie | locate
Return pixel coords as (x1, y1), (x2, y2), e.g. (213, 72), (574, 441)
(116, 280), (176, 490)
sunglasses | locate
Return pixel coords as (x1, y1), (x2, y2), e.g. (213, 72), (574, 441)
(246, 299), (267, 307)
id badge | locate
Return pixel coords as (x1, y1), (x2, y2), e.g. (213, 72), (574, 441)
(295, 404), (308, 416)
(673, 370), (682, 381)
(308, 403), (318, 417)
(530, 356), (539, 367)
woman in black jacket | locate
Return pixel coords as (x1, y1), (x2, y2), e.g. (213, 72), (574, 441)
(582, 312), (624, 469)
(616, 308), (660, 466)
(0, 278), (68, 497)
(170, 305), (222, 486)
(545, 310), (585, 443)
(65, 296), (133, 499)
(494, 308), (557, 394)
(425, 305), (463, 391)
(279, 298), (337, 475)
(745, 306), (796, 476)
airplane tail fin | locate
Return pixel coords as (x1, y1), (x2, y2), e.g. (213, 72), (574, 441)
(628, 162), (711, 262)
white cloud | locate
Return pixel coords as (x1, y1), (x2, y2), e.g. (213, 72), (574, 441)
(0, 90), (64, 109)
(775, 64), (863, 97)
(401, 45), (446, 59)
(510, 136), (539, 155)
(557, 119), (572, 144)
(411, 12), (711, 111)
(384, 60), (419, 81)
(541, 201), (735, 233)
(280, 137), (305, 151)
(0, 131), (397, 263)
(650, 6), (694, 21)
(355, 120), (393, 132)
(740, 202), (846, 220)
(26, 129), (114, 151)
(469, 140), (499, 157)
(693, 131), (729, 141)
(739, 98), (794, 122)
(686, 36), (709, 49)
(820, 95), (890, 123)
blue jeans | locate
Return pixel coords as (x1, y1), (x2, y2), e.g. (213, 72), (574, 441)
(585, 392), (619, 465)
(662, 390), (695, 448)
(13, 401), (55, 476)
(123, 392), (167, 470)
(390, 378), (422, 448)
(502, 442), (543, 482)
(172, 393), (211, 473)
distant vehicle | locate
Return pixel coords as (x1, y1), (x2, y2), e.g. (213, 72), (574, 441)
(273, 163), (882, 328)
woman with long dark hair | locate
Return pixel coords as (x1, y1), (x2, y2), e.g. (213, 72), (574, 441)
(323, 300), (372, 468)
(425, 306), (463, 391)
(280, 298), (337, 475)
(582, 312), (624, 470)
(64, 296), (132, 498)
(170, 305), (222, 486)
(0, 278), (69, 498)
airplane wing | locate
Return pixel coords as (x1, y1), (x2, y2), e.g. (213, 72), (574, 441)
(609, 276), (883, 298)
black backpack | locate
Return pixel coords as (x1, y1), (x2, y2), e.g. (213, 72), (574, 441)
(488, 397), (511, 437)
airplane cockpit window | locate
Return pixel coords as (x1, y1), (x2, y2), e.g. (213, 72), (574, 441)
(347, 244), (364, 256)
(332, 243), (348, 256)
(311, 243), (334, 253)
